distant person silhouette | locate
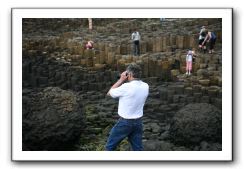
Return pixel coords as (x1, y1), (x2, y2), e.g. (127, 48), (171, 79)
(198, 26), (207, 53)
(88, 18), (92, 31)
(131, 30), (141, 56)
(85, 40), (94, 50)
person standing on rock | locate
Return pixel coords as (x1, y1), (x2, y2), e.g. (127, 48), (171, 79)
(106, 63), (149, 151)
(160, 18), (165, 25)
(88, 18), (92, 31)
(185, 49), (196, 75)
(131, 30), (141, 56)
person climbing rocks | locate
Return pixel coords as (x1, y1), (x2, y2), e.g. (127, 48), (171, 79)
(198, 26), (207, 53)
(85, 40), (94, 49)
(131, 30), (141, 56)
(186, 49), (196, 76)
(202, 31), (217, 54)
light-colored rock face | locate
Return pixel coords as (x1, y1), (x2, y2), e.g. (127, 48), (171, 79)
(22, 18), (222, 151)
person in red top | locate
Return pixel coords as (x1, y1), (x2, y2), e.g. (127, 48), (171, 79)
(85, 40), (94, 49)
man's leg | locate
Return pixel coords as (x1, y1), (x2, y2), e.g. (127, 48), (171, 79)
(189, 61), (192, 75)
(137, 42), (140, 56)
(133, 42), (137, 56)
(128, 120), (143, 151)
(105, 119), (131, 151)
(186, 61), (189, 75)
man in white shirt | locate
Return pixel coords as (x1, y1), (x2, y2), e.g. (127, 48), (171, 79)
(131, 30), (141, 56)
(105, 63), (149, 151)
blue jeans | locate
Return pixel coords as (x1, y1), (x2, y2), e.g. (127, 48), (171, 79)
(133, 40), (140, 56)
(105, 118), (143, 151)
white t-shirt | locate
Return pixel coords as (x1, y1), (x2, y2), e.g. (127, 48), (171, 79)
(199, 28), (206, 40)
(109, 80), (149, 119)
(186, 51), (195, 62)
(186, 54), (193, 62)
(131, 32), (141, 41)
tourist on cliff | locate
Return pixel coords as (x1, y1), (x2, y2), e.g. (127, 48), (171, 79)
(186, 49), (196, 75)
(88, 18), (92, 31)
(198, 26), (207, 53)
(131, 30), (141, 56)
(106, 63), (149, 151)
(160, 18), (165, 24)
(85, 40), (94, 50)
(202, 31), (217, 54)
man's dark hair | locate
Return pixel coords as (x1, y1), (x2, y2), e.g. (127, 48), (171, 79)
(126, 63), (142, 78)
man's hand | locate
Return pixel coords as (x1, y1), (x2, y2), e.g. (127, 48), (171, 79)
(107, 71), (128, 96)
(119, 71), (128, 82)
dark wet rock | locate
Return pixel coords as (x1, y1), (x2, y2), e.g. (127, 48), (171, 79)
(169, 103), (222, 147)
(159, 131), (170, 140)
(150, 123), (161, 133)
(143, 140), (174, 151)
(22, 87), (84, 150)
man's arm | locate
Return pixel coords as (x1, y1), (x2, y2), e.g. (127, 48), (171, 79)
(107, 71), (128, 96)
(202, 32), (211, 45)
(138, 33), (141, 41)
(202, 35), (208, 45)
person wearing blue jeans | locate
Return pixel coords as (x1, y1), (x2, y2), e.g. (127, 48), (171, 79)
(106, 118), (143, 151)
(131, 31), (141, 56)
(106, 63), (149, 151)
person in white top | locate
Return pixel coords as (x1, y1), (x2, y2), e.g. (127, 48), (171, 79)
(105, 63), (149, 151)
(131, 30), (141, 56)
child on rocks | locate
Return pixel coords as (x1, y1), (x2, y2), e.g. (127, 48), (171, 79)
(186, 49), (196, 75)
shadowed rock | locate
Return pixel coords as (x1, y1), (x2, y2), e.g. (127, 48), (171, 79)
(169, 103), (222, 147)
(22, 87), (84, 150)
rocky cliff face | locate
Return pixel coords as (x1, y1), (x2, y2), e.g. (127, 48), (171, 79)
(22, 18), (222, 151)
